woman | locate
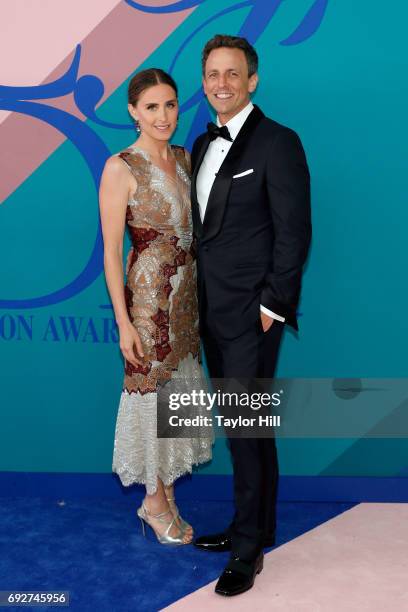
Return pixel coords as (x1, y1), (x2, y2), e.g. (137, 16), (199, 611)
(99, 68), (212, 545)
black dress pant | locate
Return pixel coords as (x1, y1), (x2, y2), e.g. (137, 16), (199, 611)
(201, 304), (284, 561)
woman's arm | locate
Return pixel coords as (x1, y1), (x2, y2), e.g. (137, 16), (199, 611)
(99, 156), (144, 365)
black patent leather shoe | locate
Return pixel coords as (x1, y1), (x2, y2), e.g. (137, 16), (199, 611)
(215, 552), (264, 597)
(193, 531), (232, 552)
(194, 532), (275, 552)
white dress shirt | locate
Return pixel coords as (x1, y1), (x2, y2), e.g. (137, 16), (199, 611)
(196, 101), (285, 323)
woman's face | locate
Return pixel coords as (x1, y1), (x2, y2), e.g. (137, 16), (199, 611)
(128, 83), (178, 142)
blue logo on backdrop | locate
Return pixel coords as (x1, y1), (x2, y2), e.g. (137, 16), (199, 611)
(0, 0), (328, 310)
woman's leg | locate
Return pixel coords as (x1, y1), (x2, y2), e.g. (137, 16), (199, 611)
(164, 483), (193, 534)
(143, 478), (192, 543)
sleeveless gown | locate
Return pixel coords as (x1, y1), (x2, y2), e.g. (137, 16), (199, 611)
(112, 144), (213, 494)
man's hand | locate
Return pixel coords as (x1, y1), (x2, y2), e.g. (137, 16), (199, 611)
(260, 311), (274, 332)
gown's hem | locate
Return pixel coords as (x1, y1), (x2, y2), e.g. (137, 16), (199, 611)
(112, 450), (213, 494)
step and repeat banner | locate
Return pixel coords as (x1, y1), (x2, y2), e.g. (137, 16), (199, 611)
(1, 0), (407, 480)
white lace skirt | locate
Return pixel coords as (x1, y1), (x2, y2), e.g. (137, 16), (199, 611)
(112, 353), (213, 494)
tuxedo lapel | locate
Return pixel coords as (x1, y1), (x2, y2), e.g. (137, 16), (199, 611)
(191, 133), (210, 239)
(202, 105), (264, 243)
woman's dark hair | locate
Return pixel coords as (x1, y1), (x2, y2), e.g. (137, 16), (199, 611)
(202, 34), (258, 77)
(128, 68), (178, 106)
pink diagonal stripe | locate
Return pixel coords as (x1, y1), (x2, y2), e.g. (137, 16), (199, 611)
(163, 504), (408, 611)
(0, 0), (121, 124)
(0, 1), (195, 204)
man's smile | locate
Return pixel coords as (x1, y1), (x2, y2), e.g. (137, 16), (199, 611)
(214, 92), (234, 99)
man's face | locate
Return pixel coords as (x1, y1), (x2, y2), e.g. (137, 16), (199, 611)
(202, 47), (258, 124)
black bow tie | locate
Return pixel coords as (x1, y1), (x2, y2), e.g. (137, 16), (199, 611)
(207, 121), (233, 142)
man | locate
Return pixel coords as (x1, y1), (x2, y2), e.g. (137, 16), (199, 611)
(191, 34), (311, 596)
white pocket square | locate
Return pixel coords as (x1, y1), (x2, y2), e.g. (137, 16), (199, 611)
(232, 168), (254, 179)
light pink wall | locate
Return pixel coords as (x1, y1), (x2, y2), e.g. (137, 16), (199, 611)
(0, 0), (121, 123)
(0, 1), (195, 203)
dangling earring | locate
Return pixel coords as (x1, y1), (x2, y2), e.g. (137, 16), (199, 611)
(134, 118), (141, 133)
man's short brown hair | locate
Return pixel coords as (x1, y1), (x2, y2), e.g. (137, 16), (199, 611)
(202, 34), (259, 77)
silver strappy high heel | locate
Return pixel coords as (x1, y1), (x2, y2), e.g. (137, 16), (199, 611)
(166, 496), (193, 534)
(137, 501), (190, 546)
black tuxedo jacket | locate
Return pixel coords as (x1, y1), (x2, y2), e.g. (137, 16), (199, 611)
(191, 104), (311, 338)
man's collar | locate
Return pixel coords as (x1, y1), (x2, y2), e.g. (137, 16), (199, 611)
(216, 101), (254, 140)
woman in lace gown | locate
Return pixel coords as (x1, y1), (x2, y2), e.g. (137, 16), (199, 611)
(99, 69), (212, 545)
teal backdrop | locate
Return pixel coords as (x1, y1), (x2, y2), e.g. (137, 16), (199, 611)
(0, 0), (407, 483)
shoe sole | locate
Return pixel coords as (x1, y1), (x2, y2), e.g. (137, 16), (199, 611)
(194, 542), (274, 552)
(193, 544), (231, 552)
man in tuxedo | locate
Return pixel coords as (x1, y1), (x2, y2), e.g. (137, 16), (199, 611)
(191, 34), (311, 596)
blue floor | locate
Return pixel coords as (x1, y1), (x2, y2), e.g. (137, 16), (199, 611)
(0, 497), (354, 611)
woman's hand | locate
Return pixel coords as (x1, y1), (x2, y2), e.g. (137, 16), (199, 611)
(119, 320), (145, 367)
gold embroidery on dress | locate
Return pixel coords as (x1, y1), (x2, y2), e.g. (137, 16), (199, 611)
(118, 145), (199, 395)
